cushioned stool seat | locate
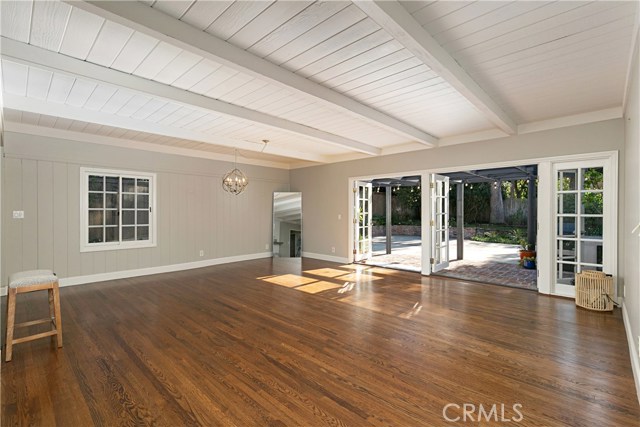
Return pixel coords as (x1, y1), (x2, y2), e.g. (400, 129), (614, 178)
(5, 269), (62, 362)
(9, 270), (58, 288)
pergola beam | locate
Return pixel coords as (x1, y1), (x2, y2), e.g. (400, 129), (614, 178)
(65, 0), (438, 147)
(354, 0), (517, 135)
(456, 183), (464, 261)
(527, 178), (537, 248)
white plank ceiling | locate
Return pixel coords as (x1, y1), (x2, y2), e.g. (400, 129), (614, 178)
(1, 0), (637, 168)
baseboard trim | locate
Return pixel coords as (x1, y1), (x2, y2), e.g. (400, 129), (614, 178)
(550, 289), (575, 299)
(622, 301), (640, 404)
(0, 252), (273, 296)
(302, 252), (350, 264)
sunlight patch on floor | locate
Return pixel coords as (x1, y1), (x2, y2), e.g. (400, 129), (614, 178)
(262, 274), (316, 288)
(303, 268), (350, 278)
(296, 281), (342, 294)
(258, 263), (426, 320)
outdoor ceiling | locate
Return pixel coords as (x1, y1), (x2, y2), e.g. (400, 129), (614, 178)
(1, 1), (637, 169)
(367, 165), (537, 187)
(442, 165), (538, 184)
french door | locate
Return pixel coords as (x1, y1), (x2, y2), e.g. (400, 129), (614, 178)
(553, 159), (614, 296)
(353, 181), (372, 262)
(431, 174), (450, 272)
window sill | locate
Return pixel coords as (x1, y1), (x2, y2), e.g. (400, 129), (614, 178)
(80, 241), (157, 253)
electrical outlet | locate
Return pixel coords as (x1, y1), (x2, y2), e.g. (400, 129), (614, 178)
(337, 214), (342, 220)
(331, 246), (335, 253)
(12, 211), (24, 219)
(265, 244), (269, 250)
(199, 250), (204, 257)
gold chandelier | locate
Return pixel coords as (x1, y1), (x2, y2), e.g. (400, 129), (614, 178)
(222, 149), (248, 195)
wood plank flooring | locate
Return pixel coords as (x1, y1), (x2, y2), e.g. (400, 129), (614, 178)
(2, 258), (639, 426)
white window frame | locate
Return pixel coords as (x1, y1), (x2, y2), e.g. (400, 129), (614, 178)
(80, 167), (157, 253)
(551, 157), (617, 298)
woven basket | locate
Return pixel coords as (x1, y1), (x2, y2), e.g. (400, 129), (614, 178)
(575, 270), (614, 311)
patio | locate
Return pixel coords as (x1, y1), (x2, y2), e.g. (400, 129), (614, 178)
(367, 236), (537, 291)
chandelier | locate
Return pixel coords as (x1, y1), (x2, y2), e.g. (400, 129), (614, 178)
(222, 149), (248, 195)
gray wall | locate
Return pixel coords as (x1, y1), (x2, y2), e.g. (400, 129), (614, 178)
(623, 29), (640, 394)
(291, 119), (625, 260)
(2, 131), (289, 287)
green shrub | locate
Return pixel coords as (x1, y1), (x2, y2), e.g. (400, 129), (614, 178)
(372, 214), (386, 226)
(505, 209), (526, 226)
(471, 229), (520, 245)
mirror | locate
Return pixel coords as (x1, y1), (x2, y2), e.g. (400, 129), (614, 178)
(273, 192), (302, 257)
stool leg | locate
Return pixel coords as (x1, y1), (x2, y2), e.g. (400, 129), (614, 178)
(5, 287), (17, 362)
(52, 283), (62, 348)
(48, 288), (54, 321)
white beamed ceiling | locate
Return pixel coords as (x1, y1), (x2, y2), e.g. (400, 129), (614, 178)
(0, 0), (637, 168)
(405, 0), (638, 123)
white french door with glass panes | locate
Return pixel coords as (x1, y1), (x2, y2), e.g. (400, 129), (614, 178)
(431, 174), (450, 272)
(354, 181), (372, 262)
(554, 159), (614, 296)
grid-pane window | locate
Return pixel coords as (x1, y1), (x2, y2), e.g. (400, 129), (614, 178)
(81, 168), (155, 252)
(555, 167), (604, 285)
(87, 175), (120, 244)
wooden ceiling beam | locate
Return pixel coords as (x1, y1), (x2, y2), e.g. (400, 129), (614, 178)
(3, 93), (330, 164)
(354, 0), (517, 135)
(1, 39), (379, 157)
(64, 0), (438, 147)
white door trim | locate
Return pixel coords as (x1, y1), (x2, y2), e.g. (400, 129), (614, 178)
(349, 150), (618, 295)
(549, 154), (618, 298)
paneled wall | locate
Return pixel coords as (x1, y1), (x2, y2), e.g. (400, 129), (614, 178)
(2, 132), (289, 287)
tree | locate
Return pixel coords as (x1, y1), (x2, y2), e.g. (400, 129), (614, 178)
(450, 183), (490, 224)
(490, 182), (505, 224)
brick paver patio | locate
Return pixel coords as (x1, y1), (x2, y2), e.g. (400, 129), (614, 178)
(367, 236), (537, 291)
(435, 260), (537, 291)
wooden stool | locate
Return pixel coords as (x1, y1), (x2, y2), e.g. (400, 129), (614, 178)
(5, 270), (63, 362)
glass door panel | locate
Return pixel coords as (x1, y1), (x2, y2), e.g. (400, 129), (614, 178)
(554, 164), (606, 292)
(354, 181), (372, 261)
(431, 174), (449, 272)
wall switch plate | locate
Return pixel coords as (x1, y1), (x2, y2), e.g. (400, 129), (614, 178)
(265, 244), (269, 250)
(337, 214), (342, 220)
(331, 246), (336, 253)
(12, 211), (24, 219)
(199, 250), (204, 257)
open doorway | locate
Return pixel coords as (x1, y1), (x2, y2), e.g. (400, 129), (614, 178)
(353, 176), (422, 272)
(432, 165), (538, 291)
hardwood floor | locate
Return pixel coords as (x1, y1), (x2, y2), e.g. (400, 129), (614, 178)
(2, 258), (638, 426)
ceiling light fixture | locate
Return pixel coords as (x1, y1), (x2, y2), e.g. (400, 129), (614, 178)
(222, 149), (248, 195)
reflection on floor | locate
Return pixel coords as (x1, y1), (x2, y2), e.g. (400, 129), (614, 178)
(367, 236), (537, 290)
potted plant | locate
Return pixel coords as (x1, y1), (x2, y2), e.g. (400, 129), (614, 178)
(522, 256), (536, 270)
(512, 229), (536, 260)
(518, 238), (536, 260)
